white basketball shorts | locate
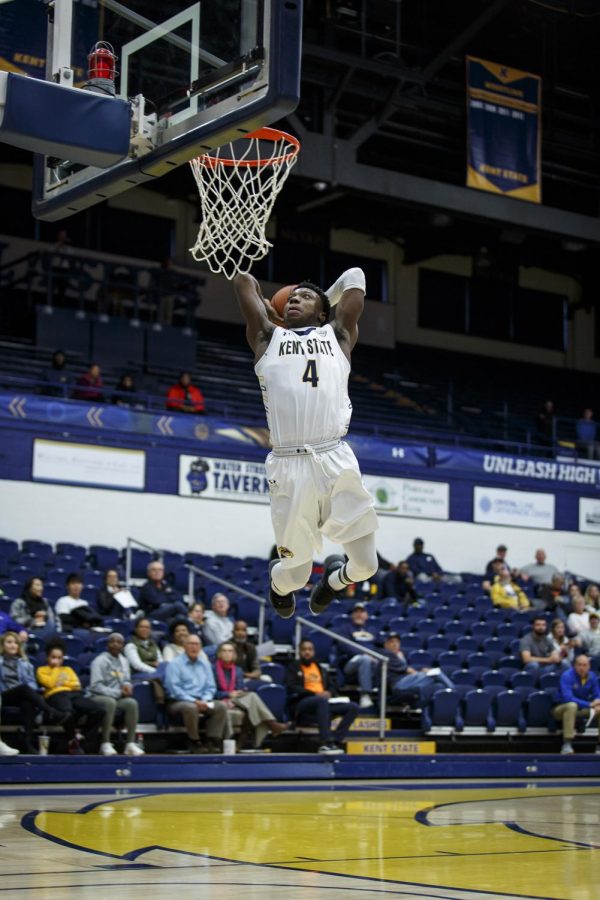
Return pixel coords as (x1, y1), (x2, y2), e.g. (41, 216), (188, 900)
(265, 441), (378, 567)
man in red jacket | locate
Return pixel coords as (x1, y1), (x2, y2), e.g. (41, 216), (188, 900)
(166, 371), (205, 414)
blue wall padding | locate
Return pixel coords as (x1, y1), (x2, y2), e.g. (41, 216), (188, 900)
(0, 73), (130, 167)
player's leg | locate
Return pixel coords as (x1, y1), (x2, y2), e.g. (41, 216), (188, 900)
(310, 532), (378, 615)
(270, 558), (313, 619)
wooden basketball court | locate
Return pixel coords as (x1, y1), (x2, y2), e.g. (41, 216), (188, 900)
(1, 778), (598, 898)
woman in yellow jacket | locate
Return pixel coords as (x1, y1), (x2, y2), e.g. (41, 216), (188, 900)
(490, 565), (530, 610)
(36, 640), (104, 753)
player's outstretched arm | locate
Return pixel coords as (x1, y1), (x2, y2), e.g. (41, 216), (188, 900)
(233, 273), (277, 360)
(326, 267), (366, 351)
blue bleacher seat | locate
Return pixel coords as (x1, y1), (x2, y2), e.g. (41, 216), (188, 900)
(455, 636), (479, 657)
(538, 671), (561, 693)
(257, 683), (287, 721)
(415, 619), (438, 635)
(234, 594), (262, 626)
(494, 690), (525, 731)
(481, 637), (505, 662)
(90, 545), (120, 571)
(133, 681), (159, 723)
(423, 688), (460, 729)
(61, 635), (86, 657)
(269, 615), (295, 644)
(473, 595), (493, 614)
(399, 634), (424, 651)
(0, 539), (18, 557)
(482, 670), (508, 687)
(465, 652), (493, 674)
(525, 690), (555, 728)
(470, 622), (494, 641)
(407, 649), (434, 669)
(496, 623), (519, 641)
(260, 662), (286, 685)
(452, 670), (477, 686)
(438, 651), (462, 673)
(56, 542), (87, 558)
(462, 689), (494, 729)
(483, 608), (508, 625)
(128, 549), (153, 578)
(426, 635), (451, 652)
(22, 540), (53, 556)
(498, 655), (521, 670)
(443, 621), (465, 639)
(508, 638), (522, 657)
(387, 616), (410, 634)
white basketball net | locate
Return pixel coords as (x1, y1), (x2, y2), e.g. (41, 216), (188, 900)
(189, 128), (300, 280)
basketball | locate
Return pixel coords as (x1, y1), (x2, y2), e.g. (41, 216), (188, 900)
(270, 284), (297, 317)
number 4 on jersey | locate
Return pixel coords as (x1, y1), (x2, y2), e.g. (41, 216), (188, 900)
(302, 359), (319, 387)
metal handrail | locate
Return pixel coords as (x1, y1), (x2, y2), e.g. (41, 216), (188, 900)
(125, 536), (163, 587)
(121, 543), (390, 739)
(185, 562), (266, 645)
(294, 616), (389, 740)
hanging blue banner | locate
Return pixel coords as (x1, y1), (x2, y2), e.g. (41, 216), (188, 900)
(0, 0), (97, 83)
(435, 447), (600, 491)
(466, 56), (541, 203)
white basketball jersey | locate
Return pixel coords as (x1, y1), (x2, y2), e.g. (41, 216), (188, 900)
(254, 323), (352, 447)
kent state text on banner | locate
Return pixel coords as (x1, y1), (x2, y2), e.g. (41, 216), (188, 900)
(466, 56), (541, 203)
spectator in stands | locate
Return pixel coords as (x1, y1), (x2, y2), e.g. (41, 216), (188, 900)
(166, 371), (205, 415)
(576, 408), (600, 460)
(124, 617), (163, 678)
(162, 620), (190, 662)
(567, 595), (590, 636)
(55, 573), (103, 631)
(87, 632), (144, 756)
(335, 602), (378, 709)
(285, 638), (358, 754)
(552, 654), (600, 754)
(520, 616), (568, 673)
(548, 618), (576, 666)
(539, 573), (570, 619)
(203, 593), (234, 647)
(579, 612), (600, 666)
(232, 620), (263, 681)
(213, 641), (288, 748)
(96, 569), (138, 619)
(535, 399), (555, 449)
(490, 565), (530, 610)
(187, 601), (206, 639)
(36, 639), (104, 754)
(138, 561), (188, 622)
(381, 561), (418, 607)
(73, 363), (104, 402)
(10, 577), (57, 641)
(112, 374), (142, 409)
(41, 349), (71, 397)
(406, 538), (443, 582)
(520, 549), (559, 588)
(485, 544), (509, 580)
(381, 632), (453, 706)
(0, 631), (68, 754)
(585, 584), (600, 611)
(163, 633), (231, 753)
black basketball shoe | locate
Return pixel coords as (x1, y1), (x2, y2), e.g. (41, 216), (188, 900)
(309, 554), (347, 615)
(269, 559), (296, 619)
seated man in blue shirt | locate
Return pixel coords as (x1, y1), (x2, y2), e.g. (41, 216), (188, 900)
(576, 408), (600, 461)
(164, 633), (231, 753)
(406, 538), (443, 583)
(552, 654), (600, 755)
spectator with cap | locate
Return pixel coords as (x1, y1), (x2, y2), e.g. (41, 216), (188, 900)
(579, 612), (600, 666)
(202, 593), (235, 647)
(406, 538), (443, 582)
(490, 564), (530, 610)
(138, 560), (189, 622)
(552, 654), (600, 755)
(381, 632), (454, 706)
(520, 549), (560, 589)
(520, 616), (569, 673)
(485, 544), (510, 580)
(86, 632), (144, 756)
(334, 602), (378, 709)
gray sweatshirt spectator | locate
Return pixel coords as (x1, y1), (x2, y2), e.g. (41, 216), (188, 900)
(520, 549), (559, 586)
(89, 648), (133, 697)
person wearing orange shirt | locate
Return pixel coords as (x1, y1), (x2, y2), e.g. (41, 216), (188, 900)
(285, 638), (358, 755)
(166, 371), (205, 414)
(36, 641), (104, 753)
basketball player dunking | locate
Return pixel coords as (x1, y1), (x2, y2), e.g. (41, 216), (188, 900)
(233, 268), (379, 619)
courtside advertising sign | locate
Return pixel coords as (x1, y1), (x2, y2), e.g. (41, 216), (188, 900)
(32, 439), (145, 490)
(179, 455), (269, 503)
(364, 475), (449, 520)
(474, 486), (555, 530)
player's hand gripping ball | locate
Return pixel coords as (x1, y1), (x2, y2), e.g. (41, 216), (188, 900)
(270, 284), (297, 318)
